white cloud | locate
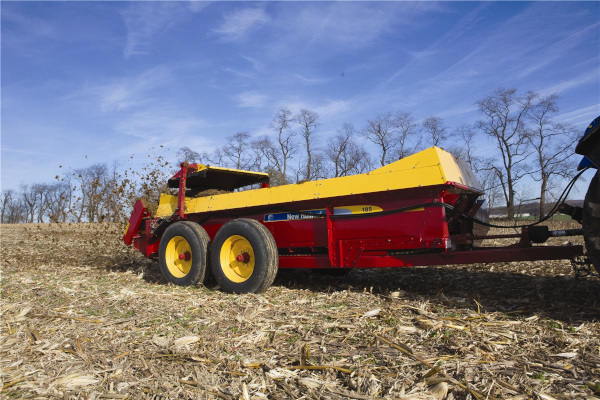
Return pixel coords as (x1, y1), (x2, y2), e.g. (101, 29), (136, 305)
(68, 66), (216, 154)
(554, 104), (600, 126)
(293, 73), (331, 85)
(116, 107), (209, 143)
(437, 105), (478, 119)
(539, 70), (599, 97)
(282, 99), (352, 119)
(0, 146), (42, 156)
(121, 2), (206, 58)
(516, 22), (600, 80)
(187, 1), (211, 13)
(222, 66), (255, 80)
(213, 8), (270, 42)
(2, 7), (57, 39)
(314, 100), (351, 118)
(285, 2), (442, 49)
(383, 3), (489, 87)
(369, 4), (600, 115)
(75, 66), (172, 112)
(235, 91), (268, 108)
(239, 55), (263, 72)
(112, 104), (218, 159)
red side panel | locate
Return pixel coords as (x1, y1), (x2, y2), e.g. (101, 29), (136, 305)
(122, 200), (149, 246)
(278, 245), (583, 269)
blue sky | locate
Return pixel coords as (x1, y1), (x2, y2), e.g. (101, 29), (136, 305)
(1, 1), (599, 196)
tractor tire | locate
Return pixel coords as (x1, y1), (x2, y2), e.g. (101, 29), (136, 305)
(211, 218), (278, 293)
(159, 221), (210, 286)
(583, 170), (600, 275)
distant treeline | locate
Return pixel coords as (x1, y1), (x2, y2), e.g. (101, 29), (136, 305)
(1, 88), (579, 224)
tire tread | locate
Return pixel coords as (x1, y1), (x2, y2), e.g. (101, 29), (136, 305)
(159, 221), (210, 286)
(210, 218), (279, 293)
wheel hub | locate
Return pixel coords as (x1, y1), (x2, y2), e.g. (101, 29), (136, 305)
(165, 236), (193, 278)
(235, 252), (250, 263)
(220, 235), (255, 283)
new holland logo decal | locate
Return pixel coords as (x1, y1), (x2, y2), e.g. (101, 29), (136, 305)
(264, 205), (383, 222)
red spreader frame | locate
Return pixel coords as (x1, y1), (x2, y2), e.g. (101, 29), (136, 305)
(122, 180), (583, 269)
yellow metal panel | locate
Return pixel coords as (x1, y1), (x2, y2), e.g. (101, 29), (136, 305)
(369, 146), (445, 175)
(154, 147), (475, 218)
(195, 163), (269, 178)
(436, 150), (481, 189)
(156, 193), (180, 217)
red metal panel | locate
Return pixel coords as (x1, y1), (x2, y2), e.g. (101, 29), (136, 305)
(122, 199), (149, 245)
(178, 163), (188, 219)
(128, 180), (584, 270)
(189, 185), (463, 255)
(326, 205), (339, 267)
(278, 245), (583, 269)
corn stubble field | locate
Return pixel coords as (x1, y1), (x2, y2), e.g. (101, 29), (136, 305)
(1, 222), (599, 400)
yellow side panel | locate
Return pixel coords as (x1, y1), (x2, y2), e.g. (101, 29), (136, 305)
(437, 150), (482, 190)
(154, 147), (476, 218)
(195, 163), (269, 178)
(156, 193), (181, 217)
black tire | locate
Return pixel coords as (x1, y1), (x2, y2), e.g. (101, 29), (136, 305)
(583, 170), (600, 275)
(211, 218), (278, 293)
(158, 221), (210, 286)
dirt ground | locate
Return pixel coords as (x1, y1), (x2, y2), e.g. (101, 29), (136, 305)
(1, 222), (599, 399)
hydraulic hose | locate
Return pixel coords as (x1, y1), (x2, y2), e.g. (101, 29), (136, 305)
(284, 167), (590, 230)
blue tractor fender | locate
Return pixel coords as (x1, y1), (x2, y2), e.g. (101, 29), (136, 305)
(576, 116), (600, 170)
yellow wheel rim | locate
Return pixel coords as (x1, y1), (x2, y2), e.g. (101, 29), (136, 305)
(220, 235), (255, 283)
(165, 236), (193, 278)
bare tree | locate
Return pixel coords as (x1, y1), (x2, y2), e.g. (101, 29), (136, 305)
(296, 109), (320, 181)
(102, 161), (123, 222)
(422, 116), (447, 147)
(1, 190), (14, 223)
(527, 94), (577, 218)
(70, 170), (87, 222)
(477, 88), (535, 219)
(69, 163), (110, 222)
(86, 164), (110, 222)
(477, 160), (504, 212)
(203, 148), (225, 166)
(5, 195), (25, 223)
(446, 125), (503, 212)
(326, 123), (372, 177)
(20, 184), (38, 223)
(448, 124), (477, 168)
(33, 183), (51, 223)
(221, 132), (259, 171)
(310, 152), (327, 181)
(46, 181), (72, 223)
(266, 108), (295, 184)
(177, 146), (201, 164)
(363, 113), (395, 166)
(392, 111), (420, 159)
